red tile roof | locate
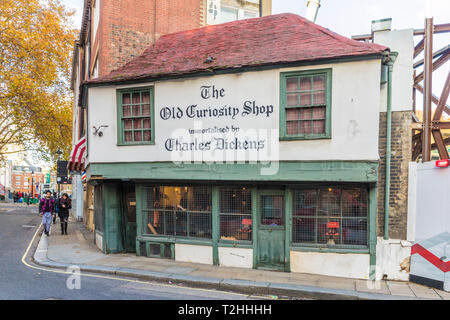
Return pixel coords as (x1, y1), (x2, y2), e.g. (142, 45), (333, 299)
(88, 13), (388, 85)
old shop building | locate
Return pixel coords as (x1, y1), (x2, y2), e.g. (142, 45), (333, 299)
(80, 13), (398, 279)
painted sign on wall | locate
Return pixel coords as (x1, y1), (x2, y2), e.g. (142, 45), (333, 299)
(156, 82), (279, 164)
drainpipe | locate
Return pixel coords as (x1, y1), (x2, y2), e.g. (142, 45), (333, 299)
(383, 51), (398, 240)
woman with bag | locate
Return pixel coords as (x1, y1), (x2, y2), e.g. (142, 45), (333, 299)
(57, 193), (72, 235)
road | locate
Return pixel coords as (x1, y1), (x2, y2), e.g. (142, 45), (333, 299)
(0, 203), (260, 300)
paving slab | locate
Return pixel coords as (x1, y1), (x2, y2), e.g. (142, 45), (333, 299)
(434, 289), (450, 300)
(316, 278), (356, 291)
(408, 283), (442, 299)
(355, 279), (391, 295)
(386, 281), (416, 297)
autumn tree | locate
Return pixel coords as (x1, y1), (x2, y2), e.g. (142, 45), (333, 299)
(0, 0), (77, 164)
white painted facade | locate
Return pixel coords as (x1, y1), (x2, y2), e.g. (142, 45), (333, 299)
(218, 247), (253, 268)
(290, 251), (371, 279)
(174, 244), (213, 265)
(86, 59), (382, 165)
(374, 28), (414, 112)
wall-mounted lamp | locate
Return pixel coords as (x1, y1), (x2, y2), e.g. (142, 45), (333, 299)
(93, 125), (109, 137)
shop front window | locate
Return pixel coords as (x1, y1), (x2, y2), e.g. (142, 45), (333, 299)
(144, 186), (212, 239)
(219, 187), (252, 242)
(292, 187), (368, 248)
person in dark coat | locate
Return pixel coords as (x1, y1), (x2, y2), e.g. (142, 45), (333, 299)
(39, 191), (55, 236)
(57, 193), (71, 235)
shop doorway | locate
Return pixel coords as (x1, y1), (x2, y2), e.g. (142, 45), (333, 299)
(122, 183), (137, 253)
(256, 190), (286, 271)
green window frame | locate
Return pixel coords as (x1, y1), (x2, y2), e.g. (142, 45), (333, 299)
(117, 87), (155, 145)
(291, 185), (369, 250)
(279, 69), (332, 140)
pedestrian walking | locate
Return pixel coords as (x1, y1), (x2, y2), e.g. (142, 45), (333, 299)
(57, 193), (71, 235)
(39, 190), (55, 236)
(53, 193), (60, 224)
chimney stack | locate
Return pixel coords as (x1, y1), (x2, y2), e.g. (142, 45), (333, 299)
(305, 0), (321, 22)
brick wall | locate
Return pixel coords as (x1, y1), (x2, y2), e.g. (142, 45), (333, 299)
(99, 0), (203, 76)
(377, 111), (412, 239)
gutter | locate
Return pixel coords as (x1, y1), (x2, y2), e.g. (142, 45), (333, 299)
(382, 51), (398, 240)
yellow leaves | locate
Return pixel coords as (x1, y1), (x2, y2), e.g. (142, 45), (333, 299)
(0, 0), (77, 163)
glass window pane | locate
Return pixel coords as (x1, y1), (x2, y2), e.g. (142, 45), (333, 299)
(342, 188), (368, 217)
(142, 91), (150, 103)
(286, 77), (299, 91)
(287, 93), (299, 106)
(299, 108), (313, 120)
(134, 119), (142, 129)
(142, 104), (151, 116)
(124, 119), (132, 130)
(220, 7), (238, 23)
(313, 120), (325, 134)
(299, 120), (311, 134)
(318, 188), (341, 216)
(286, 109), (298, 121)
(292, 217), (315, 243)
(132, 92), (140, 104)
(342, 218), (367, 245)
(132, 105), (140, 116)
(286, 121), (298, 135)
(313, 75), (325, 90)
(293, 189), (317, 217)
(134, 131), (142, 141)
(143, 130), (151, 141)
(123, 106), (131, 117)
(313, 91), (325, 105)
(300, 77), (312, 91)
(300, 93), (312, 106)
(124, 131), (132, 142)
(260, 195), (284, 226)
(143, 118), (151, 128)
(122, 93), (131, 105)
(312, 106), (326, 119)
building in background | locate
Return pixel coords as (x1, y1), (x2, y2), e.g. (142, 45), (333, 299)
(70, 0), (272, 229)
(11, 165), (44, 196)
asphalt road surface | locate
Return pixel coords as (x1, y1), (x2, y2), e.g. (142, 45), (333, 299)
(0, 203), (262, 300)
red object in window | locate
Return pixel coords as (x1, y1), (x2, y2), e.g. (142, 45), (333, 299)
(242, 219), (252, 226)
(327, 222), (339, 229)
(435, 159), (449, 168)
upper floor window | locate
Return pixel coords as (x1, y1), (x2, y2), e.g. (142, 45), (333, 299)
(280, 69), (332, 140)
(117, 87), (154, 145)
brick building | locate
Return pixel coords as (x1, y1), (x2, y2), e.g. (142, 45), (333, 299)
(11, 166), (44, 195)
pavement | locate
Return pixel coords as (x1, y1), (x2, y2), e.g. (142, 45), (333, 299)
(33, 217), (450, 300)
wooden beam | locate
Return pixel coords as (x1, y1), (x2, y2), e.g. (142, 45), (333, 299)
(431, 130), (449, 159)
(433, 121), (450, 129)
(411, 122), (423, 130)
(433, 71), (450, 121)
(414, 45), (450, 68)
(414, 38), (425, 59)
(415, 83), (450, 116)
(415, 51), (450, 84)
(351, 23), (450, 42)
(413, 23), (450, 35)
